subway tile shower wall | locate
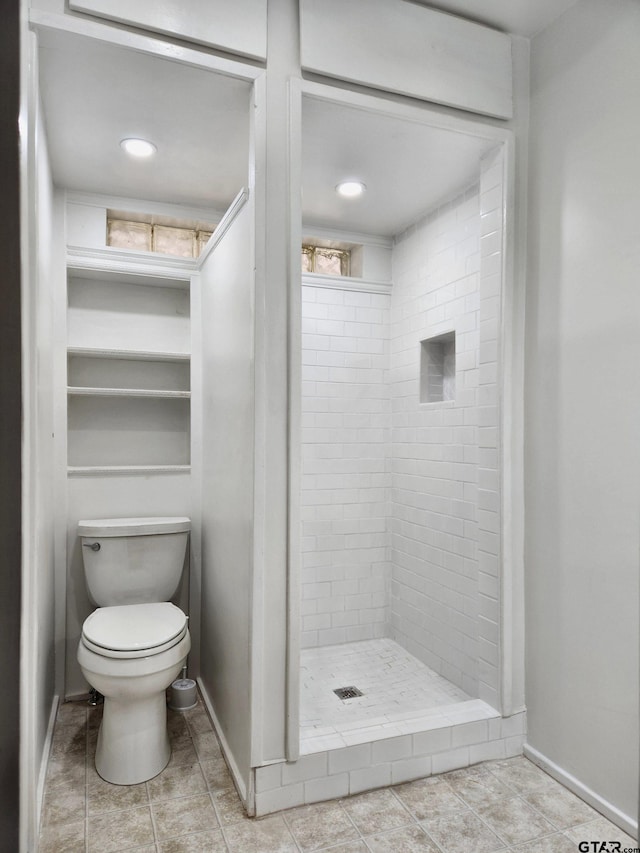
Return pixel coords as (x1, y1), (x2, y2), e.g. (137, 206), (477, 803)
(390, 185), (482, 698)
(300, 286), (392, 648)
(300, 156), (504, 708)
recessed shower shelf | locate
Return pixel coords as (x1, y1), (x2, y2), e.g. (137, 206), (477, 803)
(68, 465), (191, 477)
(67, 386), (191, 399)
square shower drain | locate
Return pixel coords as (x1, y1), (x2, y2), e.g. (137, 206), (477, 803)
(333, 686), (363, 700)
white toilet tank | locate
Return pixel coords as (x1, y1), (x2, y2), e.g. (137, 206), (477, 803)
(78, 516), (190, 606)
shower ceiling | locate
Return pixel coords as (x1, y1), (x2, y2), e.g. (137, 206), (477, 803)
(301, 97), (495, 238)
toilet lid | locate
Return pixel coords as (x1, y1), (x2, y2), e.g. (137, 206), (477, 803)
(82, 603), (188, 659)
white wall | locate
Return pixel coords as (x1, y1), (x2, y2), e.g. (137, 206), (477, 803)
(66, 0), (267, 60)
(300, 0), (513, 119)
(526, 0), (640, 828)
(20, 80), (59, 847)
(300, 282), (391, 648)
(390, 185), (481, 697)
(199, 198), (255, 793)
(33, 102), (57, 765)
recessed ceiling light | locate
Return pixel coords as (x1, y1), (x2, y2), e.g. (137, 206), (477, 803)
(120, 138), (157, 158)
(336, 180), (366, 198)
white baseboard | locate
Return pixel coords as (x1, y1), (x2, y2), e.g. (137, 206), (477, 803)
(524, 743), (637, 841)
(196, 677), (254, 815)
(36, 694), (59, 833)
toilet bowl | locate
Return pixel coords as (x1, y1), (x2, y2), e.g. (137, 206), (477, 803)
(76, 516), (192, 786)
(78, 602), (191, 784)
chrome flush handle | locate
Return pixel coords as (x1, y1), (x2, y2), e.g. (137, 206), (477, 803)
(83, 542), (101, 552)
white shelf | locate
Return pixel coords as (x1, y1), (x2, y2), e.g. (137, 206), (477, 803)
(68, 465), (191, 477)
(67, 248), (195, 290)
(65, 259), (192, 471)
(67, 347), (190, 363)
(67, 386), (191, 399)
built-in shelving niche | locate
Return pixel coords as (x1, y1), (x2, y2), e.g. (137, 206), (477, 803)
(66, 266), (191, 474)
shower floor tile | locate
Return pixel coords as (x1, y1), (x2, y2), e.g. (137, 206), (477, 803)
(300, 638), (480, 751)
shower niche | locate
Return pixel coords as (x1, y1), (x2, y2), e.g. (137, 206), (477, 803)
(420, 331), (456, 404)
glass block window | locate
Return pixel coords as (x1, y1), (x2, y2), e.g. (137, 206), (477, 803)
(302, 245), (350, 277)
(107, 217), (214, 258)
(107, 219), (152, 252)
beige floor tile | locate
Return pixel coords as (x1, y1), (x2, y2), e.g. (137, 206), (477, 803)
(200, 756), (236, 795)
(224, 814), (298, 853)
(192, 731), (223, 760)
(185, 708), (215, 735)
(394, 776), (468, 820)
(159, 829), (228, 852)
(42, 693), (617, 853)
(87, 727), (99, 757)
(41, 785), (86, 827)
(38, 818), (86, 853)
(152, 792), (219, 840)
(168, 737), (199, 767)
(365, 824), (441, 852)
(422, 810), (506, 853)
(213, 787), (250, 826)
(476, 796), (556, 846)
(565, 816), (638, 847)
(147, 762), (207, 803)
(56, 701), (88, 727)
(50, 723), (87, 758)
(524, 785), (597, 829)
(167, 711), (191, 736)
(87, 774), (149, 814)
(87, 805), (155, 853)
(443, 765), (514, 808)
(343, 788), (413, 835)
(45, 751), (87, 790)
(285, 800), (359, 851)
(169, 722), (194, 746)
(512, 832), (580, 852)
(88, 705), (103, 730)
(486, 758), (556, 795)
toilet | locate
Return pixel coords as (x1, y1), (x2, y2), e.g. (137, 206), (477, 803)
(77, 516), (191, 785)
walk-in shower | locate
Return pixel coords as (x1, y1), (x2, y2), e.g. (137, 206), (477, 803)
(296, 88), (512, 756)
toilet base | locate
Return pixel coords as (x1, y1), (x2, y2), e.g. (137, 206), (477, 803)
(96, 691), (170, 785)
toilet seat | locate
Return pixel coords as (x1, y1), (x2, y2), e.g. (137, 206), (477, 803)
(82, 602), (188, 660)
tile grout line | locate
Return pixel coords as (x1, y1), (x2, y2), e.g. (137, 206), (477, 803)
(146, 776), (161, 852)
(278, 810), (307, 853)
(84, 704), (90, 853)
(186, 699), (233, 851)
(446, 765), (553, 849)
(452, 761), (597, 849)
(388, 781), (471, 853)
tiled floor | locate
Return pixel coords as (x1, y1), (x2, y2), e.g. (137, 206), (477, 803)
(39, 693), (637, 853)
(300, 639), (497, 753)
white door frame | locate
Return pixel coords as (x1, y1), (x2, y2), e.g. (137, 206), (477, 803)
(285, 78), (524, 760)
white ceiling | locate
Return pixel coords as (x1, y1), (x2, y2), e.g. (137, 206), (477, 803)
(302, 98), (494, 238)
(407, 0), (580, 37)
(38, 29), (251, 212)
(38, 0), (574, 238)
